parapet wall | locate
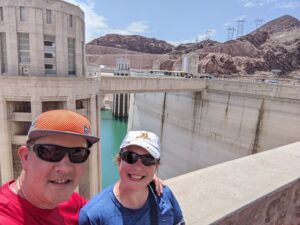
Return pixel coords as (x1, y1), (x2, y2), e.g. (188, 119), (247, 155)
(166, 142), (300, 225)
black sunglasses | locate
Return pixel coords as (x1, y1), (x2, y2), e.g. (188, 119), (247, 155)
(119, 151), (159, 166)
(31, 144), (90, 163)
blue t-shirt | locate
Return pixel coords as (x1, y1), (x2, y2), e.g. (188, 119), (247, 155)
(79, 184), (185, 225)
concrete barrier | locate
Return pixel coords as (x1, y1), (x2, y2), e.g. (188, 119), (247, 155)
(166, 142), (300, 224)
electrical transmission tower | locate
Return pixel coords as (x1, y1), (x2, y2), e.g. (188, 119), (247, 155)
(227, 26), (235, 41)
(236, 19), (245, 38)
(255, 18), (264, 28)
(205, 30), (212, 40)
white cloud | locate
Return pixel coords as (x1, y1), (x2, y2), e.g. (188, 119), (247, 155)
(241, 0), (300, 8)
(127, 21), (149, 34)
(275, 1), (300, 8)
(241, 0), (278, 7)
(63, 0), (150, 42)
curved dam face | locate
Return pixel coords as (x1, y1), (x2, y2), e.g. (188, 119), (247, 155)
(128, 80), (300, 179)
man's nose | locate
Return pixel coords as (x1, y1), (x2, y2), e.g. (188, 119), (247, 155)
(54, 153), (74, 172)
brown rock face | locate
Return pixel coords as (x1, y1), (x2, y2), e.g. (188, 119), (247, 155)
(199, 54), (238, 75)
(88, 34), (174, 54)
(172, 15), (300, 76)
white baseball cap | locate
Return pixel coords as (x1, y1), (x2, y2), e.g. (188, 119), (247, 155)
(120, 131), (160, 159)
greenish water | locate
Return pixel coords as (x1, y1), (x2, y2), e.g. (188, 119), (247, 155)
(100, 110), (128, 188)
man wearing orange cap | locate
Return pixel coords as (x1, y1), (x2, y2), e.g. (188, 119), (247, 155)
(0, 110), (99, 224)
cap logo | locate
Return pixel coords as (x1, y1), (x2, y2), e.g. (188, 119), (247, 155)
(136, 131), (150, 140)
(84, 126), (89, 135)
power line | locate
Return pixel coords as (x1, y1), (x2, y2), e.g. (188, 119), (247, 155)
(206, 30), (212, 40)
(255, 18), (264, 28)
(236, 19), (246, 38)
(226, 26), (235, 41)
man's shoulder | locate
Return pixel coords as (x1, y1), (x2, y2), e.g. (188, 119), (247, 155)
(0, 194), (10, 209)
(0, 182), (14, 209)
(61, 191), (88, 208)
(0, 182), (22, 224)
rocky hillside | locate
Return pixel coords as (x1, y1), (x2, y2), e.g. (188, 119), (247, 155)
(87, 15), (300, 76)
(88, 34), (174, 54)
(164, 15), (300, 76)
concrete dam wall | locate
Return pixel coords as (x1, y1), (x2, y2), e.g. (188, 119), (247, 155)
(128, 80), (300, 179)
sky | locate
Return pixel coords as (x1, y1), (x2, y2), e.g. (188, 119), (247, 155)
(65, 0), (300, 45)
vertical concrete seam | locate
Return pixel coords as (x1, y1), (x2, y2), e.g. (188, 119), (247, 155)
(192, 91), (202, 133)
(160, 92), (167, 145)
(225, 93), (231, 115)
(252, 99), (265, 154)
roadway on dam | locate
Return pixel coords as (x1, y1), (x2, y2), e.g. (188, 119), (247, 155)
(99, 75), (207, 93)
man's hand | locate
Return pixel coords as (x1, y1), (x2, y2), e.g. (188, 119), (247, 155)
(152, 174), (164, 196)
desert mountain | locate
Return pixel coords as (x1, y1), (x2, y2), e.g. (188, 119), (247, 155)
(86, 15), (300, 76)
(88, 34), (174, 54)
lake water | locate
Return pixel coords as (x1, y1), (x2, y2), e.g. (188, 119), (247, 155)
(100, 110), (128, 188)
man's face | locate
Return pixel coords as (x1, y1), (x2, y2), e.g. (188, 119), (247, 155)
(21, 134), (88, 209)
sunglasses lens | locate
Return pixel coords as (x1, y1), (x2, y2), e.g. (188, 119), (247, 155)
(33, 144), (64, 162)
(120, 151), (138, 164)
(69, 148), (90, 163)
(141, 156), (158, 166)
(32, 144), (90, 163)
(120, 151), (158, 166)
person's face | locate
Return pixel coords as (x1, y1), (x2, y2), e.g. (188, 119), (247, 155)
(118, 145), (159, 191)
(20, 134), (88, 209)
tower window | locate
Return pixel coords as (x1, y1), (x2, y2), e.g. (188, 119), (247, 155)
(0, 32), (7, 73)
(69, 14), (73, 27)
(68, 38), (76, 75)
(0, 7), (3, 21)
(44, 35), (56, 75)
(18, 33), (30, 64)
(46, 9), (52, 24)
(20, 7), (26, 21)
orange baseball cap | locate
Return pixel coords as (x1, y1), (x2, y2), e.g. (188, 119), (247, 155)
(27, 110), (99, 147)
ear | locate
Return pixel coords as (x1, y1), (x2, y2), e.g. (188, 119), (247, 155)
(18, 145), (31, 170)
(155, 163), (160, 171)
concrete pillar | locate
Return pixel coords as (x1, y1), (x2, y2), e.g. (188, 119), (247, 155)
(118, 94), (121, 116)
(97, 93), (103, 191)
(28, 7), (44, 76)
(0, 96), (13, 183)
(112, 93), (129, 118)
(127, 93), (135, 131)
(122, 94), (126, 117)
(31, 95), (42, 118)
(113, 93), (118, 117)
(6, 6), (18, 75)
(55, 11), (65, 76)
(67, 96), (76, 111)
(89, 94), (101, 195)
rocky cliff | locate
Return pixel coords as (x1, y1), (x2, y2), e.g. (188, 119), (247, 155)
(88, 34), (174, 54)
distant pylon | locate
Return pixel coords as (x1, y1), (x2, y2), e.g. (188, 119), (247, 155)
(255, 18), (264, 28)
(236, 19), (246, 38)
(205, 30), (212, 40)
(227, 26), (235, 40)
